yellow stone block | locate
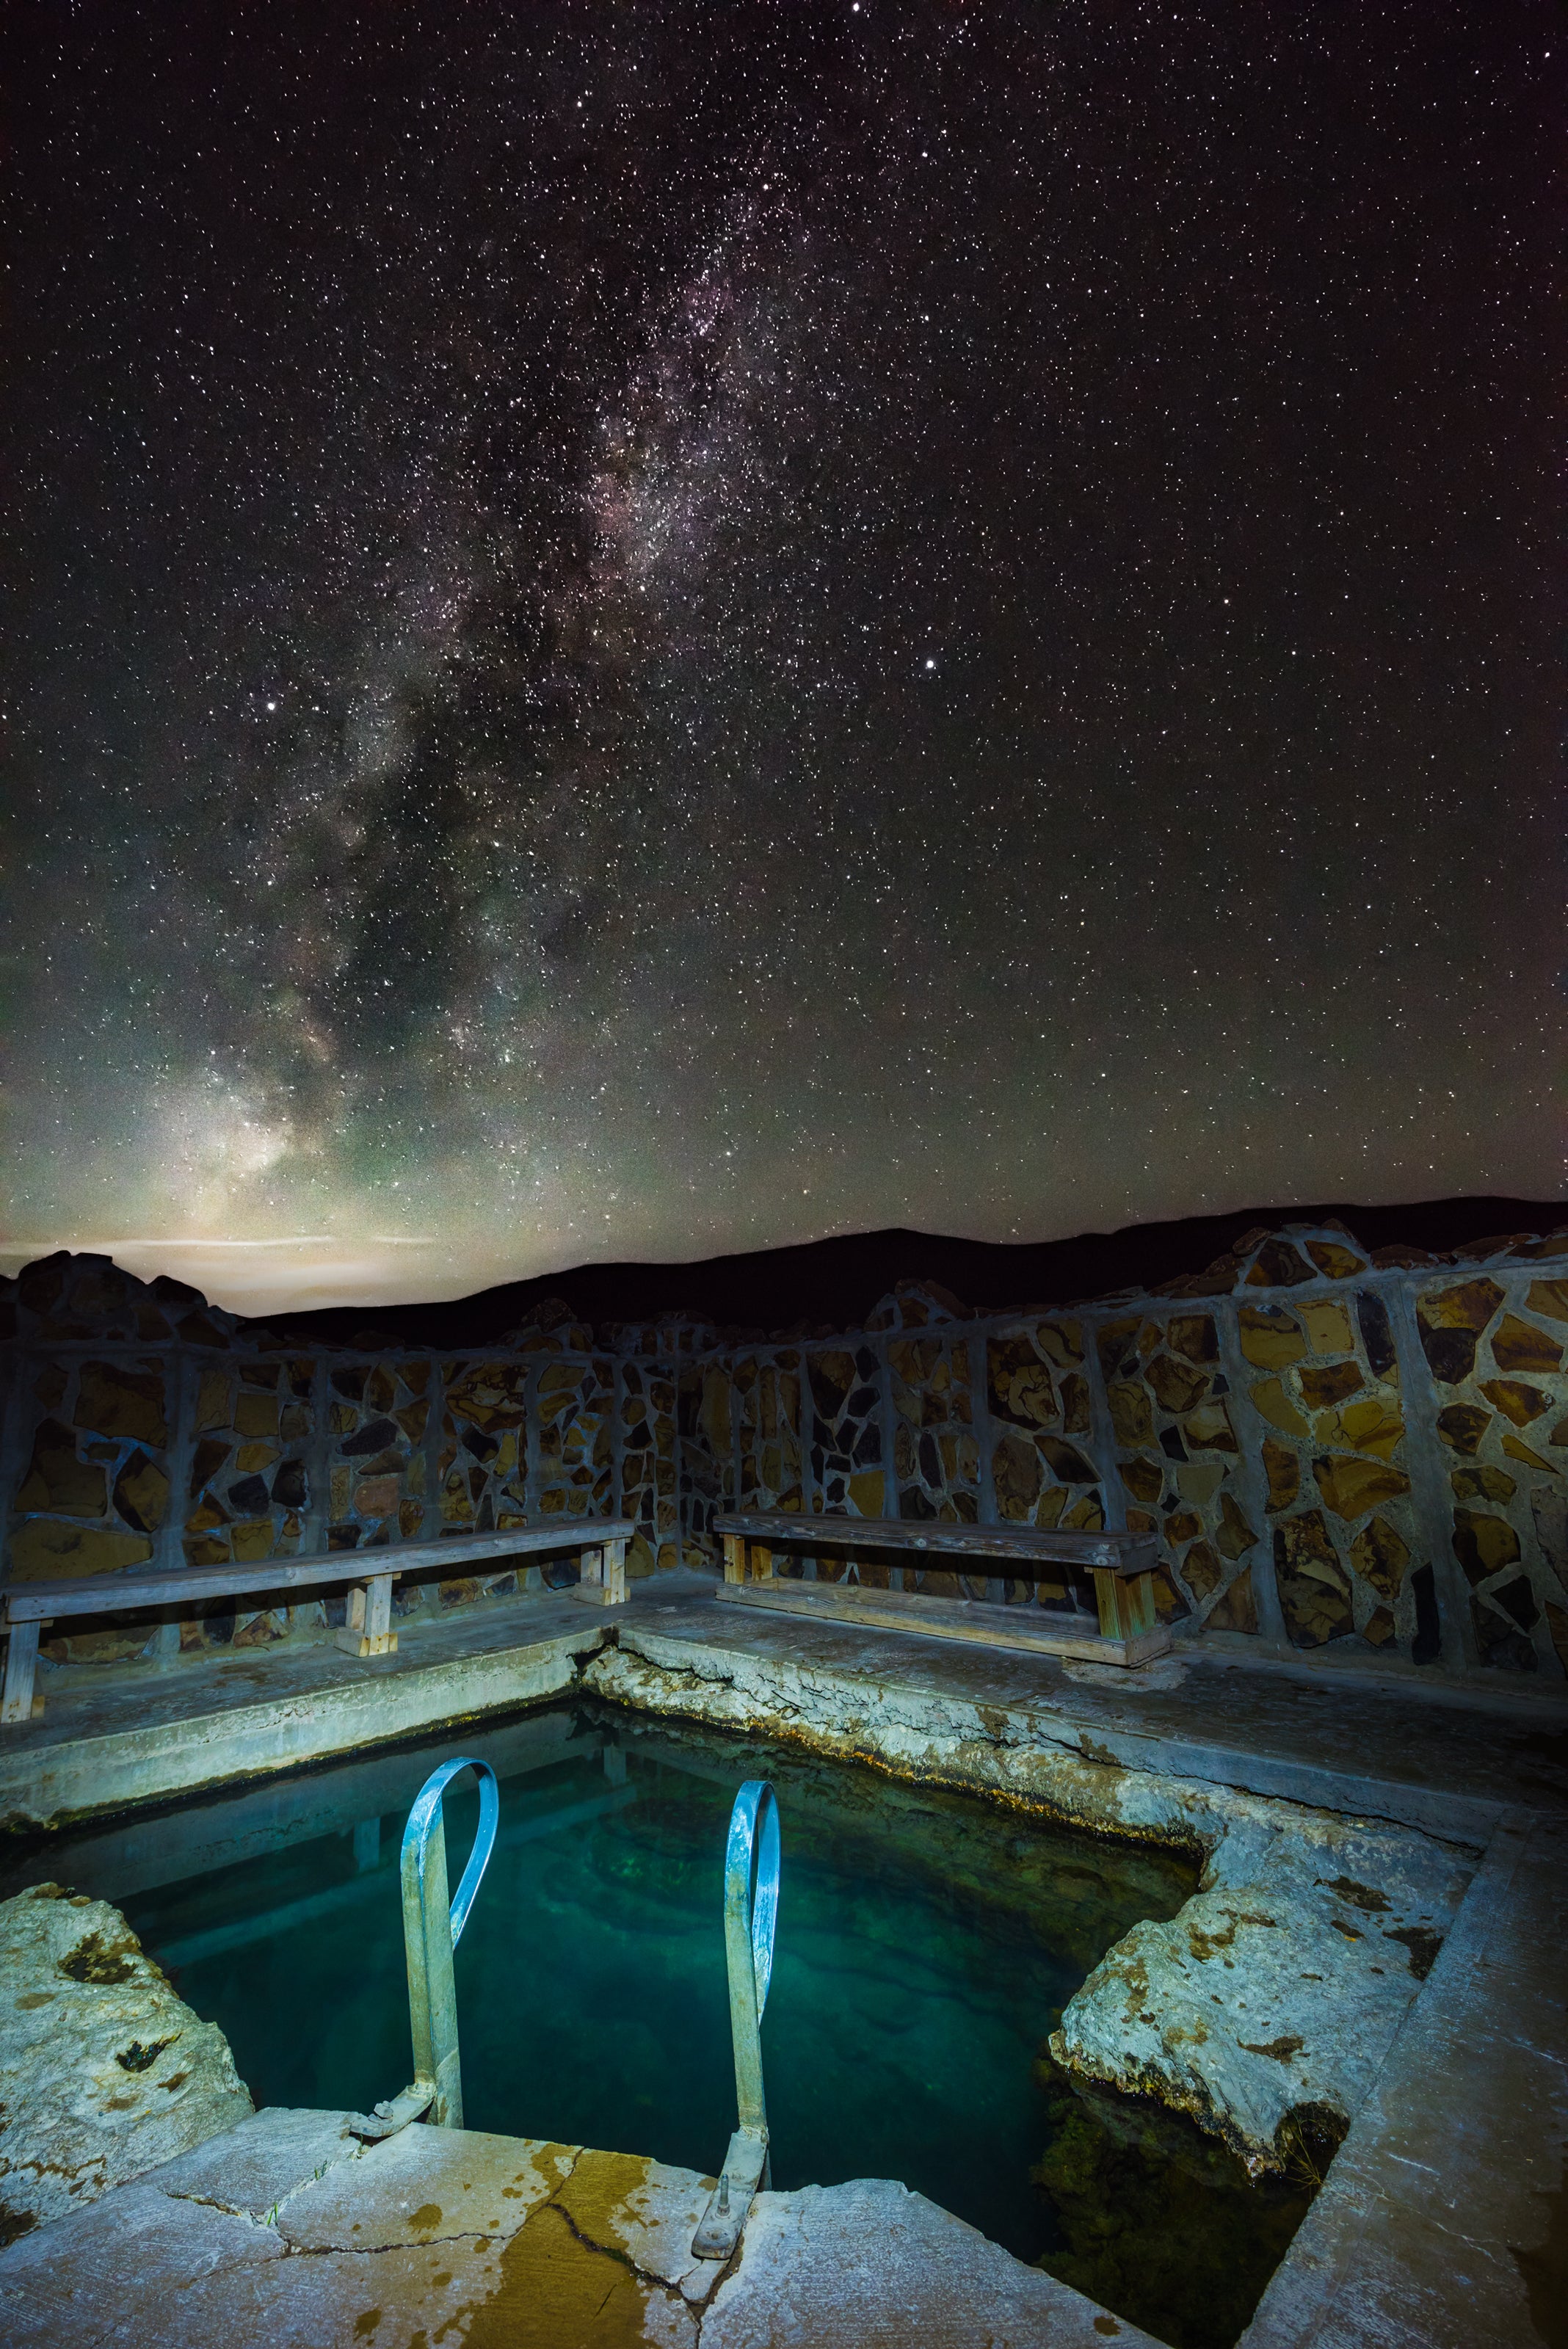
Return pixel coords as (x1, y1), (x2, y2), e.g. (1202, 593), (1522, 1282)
(195, 1369), (231, 1433)
(1107, 1379), (1153, 1448)
(73, 1361), (168, 1447)
(1249, 1376), (1309, 1437)
(1313, 1454), (1411, 1521)
(1183, 1399), (1238, 1452)
(1501, 1433), (1556, 1473)
(1304, 1241), (1365, 1279)
(1036, 1320), (1084, 1368)
(1299, 1300), (1354, 1357)
(1478, 1378), (1550, 1426)
(234, 1392), (280, 1439)
(236, 1442), (280, 1472)
(1262, 1438), (1301, 1512)
(1318, 1395), (1404, 1462)
(1489, 1313), (1561, 1373)
(1349, 1514), (1409, 1600)
(849, 1471), (885, 1517)
(1237, 1307), (1306, 1368)
(17, 1426), (106, 1518)
(230, 1517), (275, 1563)
(1451, 1464), (1516, 1502)
(9, 1520), (152, 1582)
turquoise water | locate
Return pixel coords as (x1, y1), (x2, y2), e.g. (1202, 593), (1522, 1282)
(8, 1703), (1318, 2347)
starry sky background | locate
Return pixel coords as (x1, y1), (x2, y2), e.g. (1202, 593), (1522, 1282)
(4, 1), (1561, 1314)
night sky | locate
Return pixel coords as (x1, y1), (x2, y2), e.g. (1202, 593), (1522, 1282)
(4, 2), (1561, 1314)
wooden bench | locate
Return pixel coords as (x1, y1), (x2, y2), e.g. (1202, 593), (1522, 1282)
(713, 1512), (1171, 1668)
(1, 1520), (634, 1724)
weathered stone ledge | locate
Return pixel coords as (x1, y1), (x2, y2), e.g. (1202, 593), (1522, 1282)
(0, 1883), (251, 2245)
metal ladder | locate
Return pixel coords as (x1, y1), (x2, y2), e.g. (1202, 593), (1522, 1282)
(353, 1755), (499, 2140)
(355, 1751), (780, 2268)
(692, 1778), (780, 2260)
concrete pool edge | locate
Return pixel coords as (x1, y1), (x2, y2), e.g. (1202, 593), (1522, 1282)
(1237, 1806), (1567, 2349)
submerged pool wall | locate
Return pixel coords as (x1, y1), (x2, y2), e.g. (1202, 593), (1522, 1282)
(1, 1218), (1565, 1683)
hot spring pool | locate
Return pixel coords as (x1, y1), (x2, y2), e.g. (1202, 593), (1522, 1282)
(7, 1702), (1321, 2348)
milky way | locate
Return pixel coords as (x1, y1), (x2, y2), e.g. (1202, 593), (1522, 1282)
(4, 2), (1561, 1312)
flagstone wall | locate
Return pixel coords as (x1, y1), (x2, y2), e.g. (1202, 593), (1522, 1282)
(2, 1219), (1565, 1681)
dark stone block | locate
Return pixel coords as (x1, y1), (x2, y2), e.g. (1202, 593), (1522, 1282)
(1355, 1292), (1396, 1380)
(852, 1423), (882, 1465)
(342, 1417), (399, 1456)
(1249, 1239), (1315, 1288)
(854, 1347), (878, 1379)
(918, 1432), (941, 1486)
(847, 1384), (879, 1415)
(1037, 1437), (1098, 1484)
(1158, 1426), (1188, 1462)
(461, 1423), (499, 1462)
(332, 1368), (368, 1401)
(327, 1522), (361, 1551)
(1491, 1575), (1539, 1631)
(271, 1459), (309, 1511)
(1410, 1563), (1441, 1664)
(227, 1474), (271, 1516)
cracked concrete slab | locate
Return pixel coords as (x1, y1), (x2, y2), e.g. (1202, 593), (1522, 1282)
(0, 2116), (1157, 2348)
(150, 2104), (367, 2218)
(700, 2177), (1164, 2348)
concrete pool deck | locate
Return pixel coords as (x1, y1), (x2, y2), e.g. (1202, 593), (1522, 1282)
(1, 1575), (1565, 2345)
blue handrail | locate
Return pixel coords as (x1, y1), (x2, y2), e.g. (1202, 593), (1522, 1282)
(399, 1756), (498, 2130)
(693, 1779), (780, 2259)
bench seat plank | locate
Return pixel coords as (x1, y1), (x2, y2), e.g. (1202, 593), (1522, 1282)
(2, 1521), (637, 1624)
(714, 1575), (1171, 1667)
(712, 1511), (1155, 1578)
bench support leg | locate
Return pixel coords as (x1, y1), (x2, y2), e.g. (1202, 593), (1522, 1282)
(335, 1574), (398, 1658)
(1092, 1567), (1158, 1644)
(1, 1621), (42, 1724)
(722, 1536), (747, 1585)
(572, 1540), (628, 1606)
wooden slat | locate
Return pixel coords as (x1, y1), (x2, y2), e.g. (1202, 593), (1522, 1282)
(1, 1620), (40, 1723)
(711, 1512), (1155, 1577)
(714, 1575), (1172, 1668)
(1, 1520), (636, 1623)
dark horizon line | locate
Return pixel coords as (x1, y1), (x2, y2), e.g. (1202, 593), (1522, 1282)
(244, 1191), (1567, 1348)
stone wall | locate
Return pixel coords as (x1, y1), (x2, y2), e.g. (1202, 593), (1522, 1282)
(0, 1259), (703, 1667)
(2, 1219), (1566, 1680)
(673, 1219), (1568, 1681)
